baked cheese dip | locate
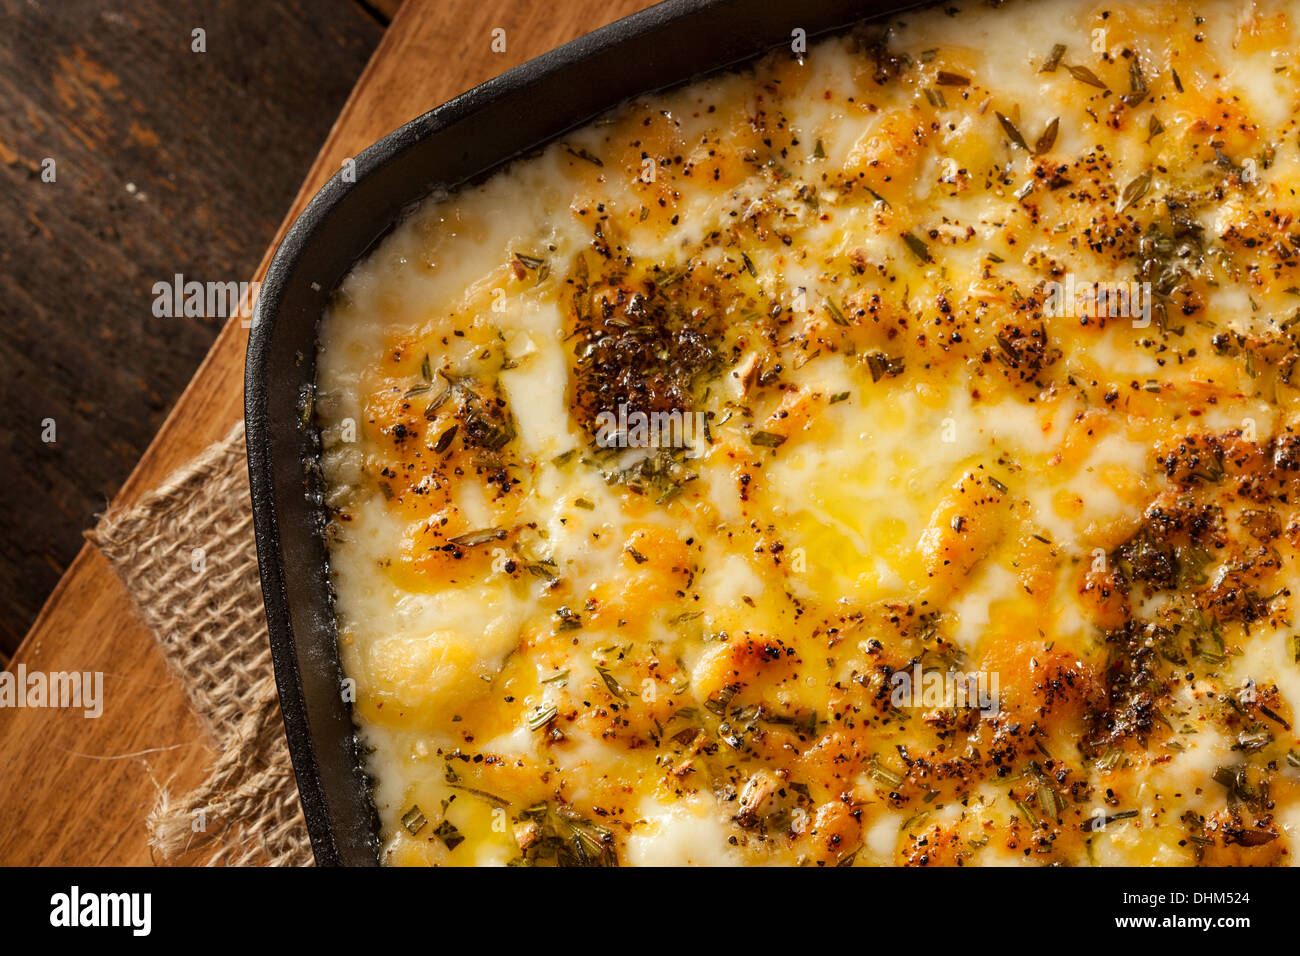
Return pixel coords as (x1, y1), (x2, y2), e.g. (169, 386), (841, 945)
(315, 0), (1300, 865)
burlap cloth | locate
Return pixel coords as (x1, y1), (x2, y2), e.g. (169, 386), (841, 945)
(87, 420), (313, 866)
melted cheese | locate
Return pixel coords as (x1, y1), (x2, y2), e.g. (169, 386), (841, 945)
(316, 0), (1300, 866)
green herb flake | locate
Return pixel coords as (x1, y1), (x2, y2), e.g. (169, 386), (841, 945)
(824, 297), (849, 326)
(555, 606), (583, 631)
(866, 352), (906, 382)
(448, 527), (507, 548)
(434, 819), (465, 851)
(1039, 43), (1066, 73)
(527, 705), (558, 731)
(994, 111), (1028, 150)
(1037, 784), (1062, 819)
(401, 805), (428, 836)
(868, 756), (905, 788)
(1116, 169), (1152, 214)
(704, 683), (738, 716)
(1093, 809), (1139, 829)
(865, 186), (891, 208)
(1034, 116), (1059, 155)
(902, 231), (933, 262)
(565, 144), (604, 167)
(596, 665), (628, 701)
(423, 386), (452, 420)
(1094, 747), (1123, 772)
(1065, 64), (1108, 89)
(1013, 797), (1039, 826)
(433, 423), (458, 454)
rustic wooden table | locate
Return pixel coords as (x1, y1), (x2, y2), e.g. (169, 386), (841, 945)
(0, 0), (652, 865)
(0, 0), (387, 658)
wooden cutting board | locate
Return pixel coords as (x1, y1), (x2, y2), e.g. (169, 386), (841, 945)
(0, 0), (652, 865)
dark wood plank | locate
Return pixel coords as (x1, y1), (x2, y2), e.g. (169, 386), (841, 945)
(0, 0), (384, 655)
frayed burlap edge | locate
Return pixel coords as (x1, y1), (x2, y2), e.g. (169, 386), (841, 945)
(86, 419), (312, 867)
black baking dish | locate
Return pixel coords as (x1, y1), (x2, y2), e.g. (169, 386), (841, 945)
(245, 0), (925, 865)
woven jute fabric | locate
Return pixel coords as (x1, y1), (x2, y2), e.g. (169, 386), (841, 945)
(86, 419), (312, 867)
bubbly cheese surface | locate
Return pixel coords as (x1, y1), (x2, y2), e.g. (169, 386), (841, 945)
(316, 0), (1300, 866)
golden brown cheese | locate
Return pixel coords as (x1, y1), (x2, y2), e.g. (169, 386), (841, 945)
(316, 0), (1300, 866)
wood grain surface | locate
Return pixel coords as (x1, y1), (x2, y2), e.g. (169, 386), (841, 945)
(0, 0), (653, 866)
(0, 0), (385, 658)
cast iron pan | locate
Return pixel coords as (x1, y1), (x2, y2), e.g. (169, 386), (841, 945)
(246, 0), (925, 865)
